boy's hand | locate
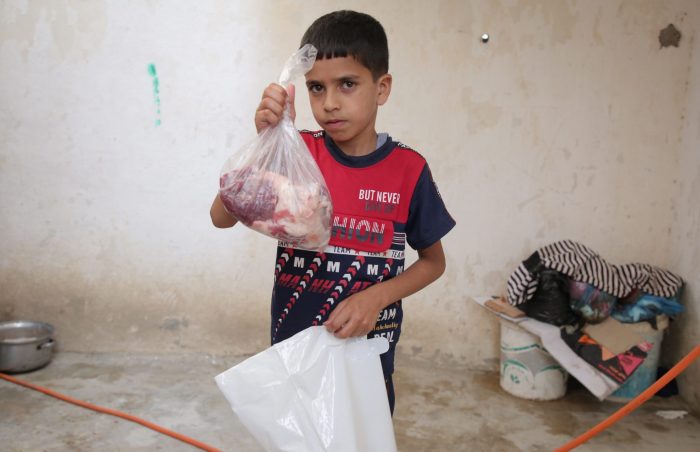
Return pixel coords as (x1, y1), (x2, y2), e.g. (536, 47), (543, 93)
(255, 83), (295, 133)
(324, 242), (447, 339)
(324, 288), (385, 339)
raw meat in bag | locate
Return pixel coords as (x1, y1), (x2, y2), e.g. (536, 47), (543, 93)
(219, 44), (332, 251)
(215, 326), (397, 452)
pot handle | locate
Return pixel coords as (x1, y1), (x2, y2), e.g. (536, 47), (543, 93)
(37, 339), (55, 350)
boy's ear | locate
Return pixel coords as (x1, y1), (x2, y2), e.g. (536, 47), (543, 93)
(377, 73), (392, 106)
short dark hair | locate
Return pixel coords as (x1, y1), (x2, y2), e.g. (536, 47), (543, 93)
(300, 10), (389, 80)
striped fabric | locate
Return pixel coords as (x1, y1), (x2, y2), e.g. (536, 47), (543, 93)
(507, 240), (684, 306)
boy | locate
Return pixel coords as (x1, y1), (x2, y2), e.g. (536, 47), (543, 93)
(210, 10), (455, 414)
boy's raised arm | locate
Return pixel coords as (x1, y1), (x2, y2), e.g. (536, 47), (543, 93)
(210, 195), (238, 228)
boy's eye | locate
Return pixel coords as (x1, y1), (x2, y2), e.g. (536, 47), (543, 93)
(308, 84), (324, 93)
(341, 80), (355, 89)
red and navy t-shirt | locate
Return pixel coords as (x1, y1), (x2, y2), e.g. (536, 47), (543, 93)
(270, 131), (455, 378)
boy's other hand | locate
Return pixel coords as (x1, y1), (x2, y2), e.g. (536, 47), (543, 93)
(324, 289), (385, 339)
(255, 83), (295, 133)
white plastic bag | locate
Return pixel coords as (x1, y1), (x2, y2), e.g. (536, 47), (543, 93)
(214, 326), (397, 452)
(219, 45), (332, 251)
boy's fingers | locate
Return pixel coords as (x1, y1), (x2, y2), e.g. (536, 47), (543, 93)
(267, 84), (290, 109)
(255, 110), (276, 130)
(257, 83), (294, 127)
(328, 318), (366, 339)
(258, 97), (285, 117)
(325, 303), (348, 332)
(332, 320), (354, 339)
(255, 93), (289, 131)
(325, 302), (377, 338)
(324, 315), (339, 332)
(263, 83), (286, 101)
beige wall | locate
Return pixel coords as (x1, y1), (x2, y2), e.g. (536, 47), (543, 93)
(667, 9), (700, 413)
(1, 1), (698, 411)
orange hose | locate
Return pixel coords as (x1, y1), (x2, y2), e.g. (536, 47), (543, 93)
(0, 372), (222, 452)
(554, 343), (700, 452)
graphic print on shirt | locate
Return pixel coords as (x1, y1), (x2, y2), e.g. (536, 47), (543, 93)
(368, 259), (399, 343)
(372, 300), (401, 345)
(330, 213), (394, 253)
(329, 185), (404, 251)
(312, 255), (366, 325)
(272, 252), (327, 341)
(274, 247), (294, 282)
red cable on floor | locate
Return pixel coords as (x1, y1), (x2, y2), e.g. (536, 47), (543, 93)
(0, 372), (222, 452)
(555, 343), (700, 452)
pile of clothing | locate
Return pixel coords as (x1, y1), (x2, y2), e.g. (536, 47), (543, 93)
(506, 240), (684, 384)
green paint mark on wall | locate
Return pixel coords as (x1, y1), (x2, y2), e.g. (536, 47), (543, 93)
(148, 63), (161, 126)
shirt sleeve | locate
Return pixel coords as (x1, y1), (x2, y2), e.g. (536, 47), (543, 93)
(405, 164), (456, 250)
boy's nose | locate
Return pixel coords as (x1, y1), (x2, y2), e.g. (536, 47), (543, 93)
(323, 92), (340, 111)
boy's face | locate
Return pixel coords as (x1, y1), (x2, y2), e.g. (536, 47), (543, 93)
(304, 56), (391, 155)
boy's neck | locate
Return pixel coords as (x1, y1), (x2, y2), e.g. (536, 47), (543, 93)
(333, 130), (378, 157)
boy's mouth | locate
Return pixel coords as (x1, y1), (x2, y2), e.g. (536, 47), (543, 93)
(324, 119), (346, 130)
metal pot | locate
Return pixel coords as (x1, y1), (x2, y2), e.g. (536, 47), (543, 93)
(0, 321), (55, 373)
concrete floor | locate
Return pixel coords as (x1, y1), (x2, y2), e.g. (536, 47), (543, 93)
(1, 352), (699, 452)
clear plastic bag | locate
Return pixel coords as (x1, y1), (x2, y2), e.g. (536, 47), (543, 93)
(215, 326), (397, 452)
(219, 45), (332, 251)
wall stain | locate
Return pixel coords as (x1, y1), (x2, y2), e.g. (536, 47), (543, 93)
(659, 24), (682, 48)
(161, 317), (188, 331)
(148, 63), (162, 126)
